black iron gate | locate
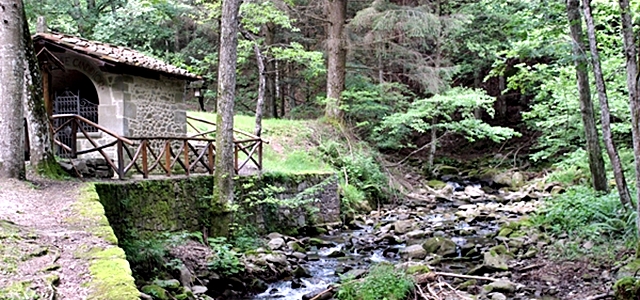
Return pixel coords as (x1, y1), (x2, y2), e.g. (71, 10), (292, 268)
(53, 90), (98, 157)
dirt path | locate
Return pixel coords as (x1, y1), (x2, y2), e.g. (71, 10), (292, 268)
(0, 178), (108, 299)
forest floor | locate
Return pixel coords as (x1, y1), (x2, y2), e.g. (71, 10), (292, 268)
(0, 177), (105, 299)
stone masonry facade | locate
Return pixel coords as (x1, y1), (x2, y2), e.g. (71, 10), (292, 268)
(55, 53), (188, 165)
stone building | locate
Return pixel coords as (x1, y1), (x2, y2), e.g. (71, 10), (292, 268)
(33, 31), (201, 159)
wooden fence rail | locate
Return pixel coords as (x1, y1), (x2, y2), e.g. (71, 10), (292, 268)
(51, 114), (263, 179)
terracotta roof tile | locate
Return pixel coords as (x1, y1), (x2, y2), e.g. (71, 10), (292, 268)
(34, 32), (201, 80)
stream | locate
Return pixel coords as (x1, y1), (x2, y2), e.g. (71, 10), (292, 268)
(248, 180), (543, 300)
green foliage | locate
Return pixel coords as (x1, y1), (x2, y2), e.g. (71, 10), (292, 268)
(319, 140), (390, 204)
(341, 81), (412, 141)
(120, 237), (167, 280)
(531, 186), (637, 257)
(206, 237), (244, 276)
(546, 149), (591, 185)
(340, 183), (367, 220)
(375, 87), (519, 149)
(337, 264), (414, 300)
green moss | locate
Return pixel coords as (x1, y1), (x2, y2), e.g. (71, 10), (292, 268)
(406, 265), (431, 275)
(497, 228), (513, 237)
(86, 247), (139, 300)
(68, 184), (119, 244)
(614, 277), (640, 300)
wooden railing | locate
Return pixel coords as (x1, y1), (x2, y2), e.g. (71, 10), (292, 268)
(186, 116), (264, 175)
(51, 114), (263, 179)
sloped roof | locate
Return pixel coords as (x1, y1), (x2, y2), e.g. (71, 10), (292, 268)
(33, 32), (201, 80)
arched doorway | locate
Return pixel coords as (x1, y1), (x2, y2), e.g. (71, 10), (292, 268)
(50, 70), (100, 156)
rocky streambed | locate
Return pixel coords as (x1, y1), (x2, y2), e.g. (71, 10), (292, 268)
(240, 177), (562, 300)
(140, 175), (613, 300)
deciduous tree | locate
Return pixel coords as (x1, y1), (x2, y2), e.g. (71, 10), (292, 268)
(213, 0), (241, 235)
(0, 0), (27, 179)
(582, 0), (631, 207)
(618, 0), (640, 235)
(566, 0), (607, 192)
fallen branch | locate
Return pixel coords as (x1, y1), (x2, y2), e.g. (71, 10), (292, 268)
(517, 263), (545, 272)
(309, 286), (334, 300)
(584, 292), (613, 300)
(433, 272), (500, 282)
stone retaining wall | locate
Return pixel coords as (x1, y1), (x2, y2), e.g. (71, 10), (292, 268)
(94, 172), (340, 242)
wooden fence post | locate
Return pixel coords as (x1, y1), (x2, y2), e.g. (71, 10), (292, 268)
(142, 140), (148, 179)
(117, 140), (124, 179)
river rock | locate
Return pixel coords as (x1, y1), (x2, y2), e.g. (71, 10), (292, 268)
(433, 165), (459, 177)
(264, 254), (288, 265)
(152, 279), (180, 291)
(192, 285), (207, 295)
(141, 285), (169, 300)
(487, 280), (516, 293)
(427, 180), (447, 189)
(405, 229), (428, 240)
(483, 251), (509, 271)
(293, 266), (312, 278)
(287, 241), (305, 252)
(464, 186), (485, 198)
(268, 237), (286, 250)
(400, 244), (427, 260)
(422, 237), (457, 257)
(616, 258), (640, 279)
(291, 252), (307, 261)
(393, 220), (414, 234)
(342, 268), (368, 280)
(267, 232), (284, 240)
(309, 238), (335, 247)
(491, 292), (507, 300)
(173, 264), (193, 290)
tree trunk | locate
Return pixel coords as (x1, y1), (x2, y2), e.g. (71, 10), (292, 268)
(618, 0), (640, 237)
(324, 0), (347, 120)
(566, 0), (608, 192)
(264, 23), (276, 118)
(0, 0), (26, 179)
(583, 0), (631, 206)
(253, 42), (266, 137)
(22, 9), (58, 175)
(213, 0), (240, 236)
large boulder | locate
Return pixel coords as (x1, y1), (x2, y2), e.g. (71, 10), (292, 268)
(422, 237), (457, 257)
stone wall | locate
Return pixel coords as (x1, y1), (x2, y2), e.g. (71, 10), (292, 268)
(124, 76), (187, 138)
(94, 172), (340, 242)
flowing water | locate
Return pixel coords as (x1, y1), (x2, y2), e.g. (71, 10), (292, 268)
(249, 180), (526, 300)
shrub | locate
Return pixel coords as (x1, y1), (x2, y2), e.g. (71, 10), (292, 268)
(337, 264), (414, 300)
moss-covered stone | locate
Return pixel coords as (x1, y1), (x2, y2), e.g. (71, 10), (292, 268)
(406, 264), (431, 275)
(426, 180), (447, 189)
(614, 277), (640, 300)
(83, 247), (139, 300)
(72, 184), (139, 300)
(497, 228), (513, 237)
(141, 285), (170, 300)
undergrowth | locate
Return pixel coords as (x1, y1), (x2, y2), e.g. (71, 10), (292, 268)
(121, 230), (250, 281)
(337, 264), (414, 300)
(530, 185), (637, 259)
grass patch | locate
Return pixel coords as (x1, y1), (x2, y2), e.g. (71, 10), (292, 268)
(188, 112), (332, 174)
(337, 264), (414, 300)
